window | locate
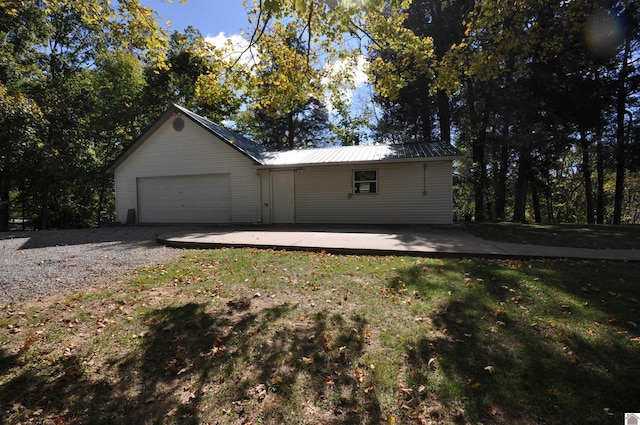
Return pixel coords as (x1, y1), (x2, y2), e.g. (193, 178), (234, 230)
(354, 170), (377, 194)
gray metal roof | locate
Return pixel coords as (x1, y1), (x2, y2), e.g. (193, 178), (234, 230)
(261, 142), (462, 166)
(108, 105), (462, 174)
(173, 104), (265, 163)
(174, 105), (462, 166)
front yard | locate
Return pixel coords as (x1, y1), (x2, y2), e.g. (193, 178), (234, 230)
(1, 247), (639, 424)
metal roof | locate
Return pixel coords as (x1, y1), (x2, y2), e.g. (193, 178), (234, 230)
(174, 106), (462, 166)
(108, 105), (463, 174)
(173, 104), (265, 163)
(260, 142), (462, 166)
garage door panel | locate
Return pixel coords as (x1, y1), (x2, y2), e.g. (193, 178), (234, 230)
(138, 174), (231, 223)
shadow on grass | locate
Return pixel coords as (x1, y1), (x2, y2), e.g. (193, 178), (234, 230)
(0, 298), (380, 424)
(395, 259), (640, 425)
(463, 222), (640, 250)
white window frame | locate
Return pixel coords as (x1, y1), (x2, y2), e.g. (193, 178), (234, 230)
(353, 169), (378, 194)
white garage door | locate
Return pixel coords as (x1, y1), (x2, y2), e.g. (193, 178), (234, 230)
(137, 174), (231, 223)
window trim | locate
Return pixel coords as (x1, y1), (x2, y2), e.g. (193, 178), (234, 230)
(353, 169), (378, 194)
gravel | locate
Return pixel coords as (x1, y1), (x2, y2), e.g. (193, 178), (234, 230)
(0, 226), (197, 303)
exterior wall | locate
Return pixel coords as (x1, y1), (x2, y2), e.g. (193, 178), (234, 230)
(113, 114), (260, 223)
(264, 161), (454, 225)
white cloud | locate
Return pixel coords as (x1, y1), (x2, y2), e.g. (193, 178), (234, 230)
(322, 55), (370, 113)
(324, 55), (369, 88)
(204, 32), (258, 65)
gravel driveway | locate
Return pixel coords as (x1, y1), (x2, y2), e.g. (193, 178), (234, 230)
(0, 226), (195, 303)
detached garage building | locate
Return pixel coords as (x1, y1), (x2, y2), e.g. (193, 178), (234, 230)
(107, 104), (462, 225)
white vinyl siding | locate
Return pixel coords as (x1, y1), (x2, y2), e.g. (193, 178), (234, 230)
(291, 161), (454, 224)
(113, 114), (260, 224)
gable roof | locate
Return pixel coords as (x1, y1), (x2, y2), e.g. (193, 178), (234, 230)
(108, 105), (463, 174)
(107, 104), (264, 174)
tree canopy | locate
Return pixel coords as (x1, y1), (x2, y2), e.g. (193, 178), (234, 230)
(1, 0), (639, 229)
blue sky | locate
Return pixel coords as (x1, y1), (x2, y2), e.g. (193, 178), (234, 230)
(141, 0), (374, 124)
(141, 0), (250, 38)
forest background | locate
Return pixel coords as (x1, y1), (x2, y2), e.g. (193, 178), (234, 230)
(1, 0), (639, 231)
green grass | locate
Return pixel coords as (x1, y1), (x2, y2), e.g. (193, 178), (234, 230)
(462, 222), (640, 249)
(1, 248), (639, 424)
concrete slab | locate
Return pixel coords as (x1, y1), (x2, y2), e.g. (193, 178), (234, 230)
(157, 225), (640, 261)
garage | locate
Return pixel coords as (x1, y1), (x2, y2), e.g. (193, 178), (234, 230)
(110, 105), (461, 225)
(137, 174), (231, 223)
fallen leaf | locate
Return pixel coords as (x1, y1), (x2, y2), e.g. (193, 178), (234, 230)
(385, 411), (397, 424)
(398, 385), (413, 397)
(324, 334), (333, 351)
(484, 365), (495, 374)
(484, 405), (498, 416)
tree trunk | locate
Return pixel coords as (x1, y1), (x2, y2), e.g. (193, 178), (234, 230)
(422, 99), (433, 143)
(474, 115), (489, 222)
(530, 176), (542, 223)
(580, 131), (595, 224)
(0, 188), (9, 232)
(437, 90), (451, 144)
(613, 36), (631, 225)
(596, 127), (605, 224)
(467, 82), (488, 222)
(286, 112), (296, 150)
(513, 138), (532, 223)
(495, 119), (510, 221)
(39, 187), (50, 230)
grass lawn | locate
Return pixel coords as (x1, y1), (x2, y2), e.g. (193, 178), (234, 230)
(462, 222), (640, 250)
(1, 248), (639, 424)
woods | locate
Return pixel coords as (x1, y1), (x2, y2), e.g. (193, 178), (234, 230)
(1, 0), (639, 230)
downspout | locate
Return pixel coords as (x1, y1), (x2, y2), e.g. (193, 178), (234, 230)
(423, 163), (428, 196)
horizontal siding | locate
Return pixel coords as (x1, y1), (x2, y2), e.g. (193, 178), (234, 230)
(294, 162), (453, 224)
(114, 114), (260, 223)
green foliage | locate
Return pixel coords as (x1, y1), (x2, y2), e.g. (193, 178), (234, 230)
(0, 0), (169, 229)
(237, 97), (331, 151)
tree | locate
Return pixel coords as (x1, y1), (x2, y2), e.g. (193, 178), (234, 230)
(431, 0), (638, 223)
(0, 84), (45, 231)
(1, 0), (169, 228)
(237, 97), (330, 151)
(612, 2), (640, 224)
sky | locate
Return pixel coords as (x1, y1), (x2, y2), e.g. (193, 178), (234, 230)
(141, 0), (251, 40)
(140, 0), (373, 120)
